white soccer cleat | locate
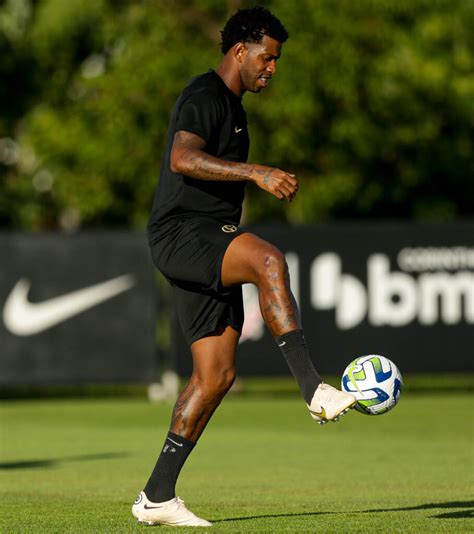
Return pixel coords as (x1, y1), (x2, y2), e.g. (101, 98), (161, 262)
(132, 491), (212, 527)
(307, 382), (356, 425)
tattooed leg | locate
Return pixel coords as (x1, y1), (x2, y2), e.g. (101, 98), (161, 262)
(169, 377), (224, 442)
(169, 325), (239, 442)
(142, 326), (239, 503)
(258, 253), (300, 337)
(264, 265), (324, 405)
(221, 233), (322, 404)
(221, 232), (300, 337)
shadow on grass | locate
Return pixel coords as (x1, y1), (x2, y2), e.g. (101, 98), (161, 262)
(214, 511), (333, 523)
(364, 500), (474, 520)
(213, 500), (474, 523)
(0, 452), (129, 470)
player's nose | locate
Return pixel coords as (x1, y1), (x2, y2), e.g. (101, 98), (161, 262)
(266, 60), (276, 75)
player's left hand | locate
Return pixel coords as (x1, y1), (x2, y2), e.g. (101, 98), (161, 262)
(251, 164), (298, 202)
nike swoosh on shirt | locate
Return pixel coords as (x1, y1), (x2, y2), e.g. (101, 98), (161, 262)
(3, 275), (135, 336)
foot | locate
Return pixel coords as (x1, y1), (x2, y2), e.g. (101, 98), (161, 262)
(307, 382), (356, 425)
(132, 491), (212, 527)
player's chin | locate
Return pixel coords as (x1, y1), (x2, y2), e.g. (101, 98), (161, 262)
(249, 79), (269, 93)
(247, 84), (263, 94)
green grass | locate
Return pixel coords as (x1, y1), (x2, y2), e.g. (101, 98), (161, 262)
(2, 372), (471, 400)
(1, 384), (473, 533)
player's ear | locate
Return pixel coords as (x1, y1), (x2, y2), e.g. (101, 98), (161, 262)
(233, 42), (247, 63)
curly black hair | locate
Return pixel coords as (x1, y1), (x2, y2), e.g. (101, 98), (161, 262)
(220, 6), (289, 54)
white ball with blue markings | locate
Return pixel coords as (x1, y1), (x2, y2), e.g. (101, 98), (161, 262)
(341, 355), (403, 415)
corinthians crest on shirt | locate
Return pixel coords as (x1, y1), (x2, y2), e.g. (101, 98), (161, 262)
(221, 224), (237, 233)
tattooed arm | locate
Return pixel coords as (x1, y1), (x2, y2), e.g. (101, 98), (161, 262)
(170, 130), (298, 202)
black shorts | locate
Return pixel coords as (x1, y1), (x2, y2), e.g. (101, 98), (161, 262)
(149, 217), (246, 345)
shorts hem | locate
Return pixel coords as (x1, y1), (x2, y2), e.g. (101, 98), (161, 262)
(187, 318), (243, 346)
(215, 228), (247, 294)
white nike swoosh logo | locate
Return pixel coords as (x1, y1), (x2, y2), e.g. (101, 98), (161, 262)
(278, 341), (286, 347)
(234, 126), (243, 133)
(167, 437), (183, 447)
(3, 275), (135, 336)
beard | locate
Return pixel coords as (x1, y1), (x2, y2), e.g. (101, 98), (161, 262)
(240, 66), (265, 93)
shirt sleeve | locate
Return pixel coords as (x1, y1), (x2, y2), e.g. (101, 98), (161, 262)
(176, 89), (222, 145)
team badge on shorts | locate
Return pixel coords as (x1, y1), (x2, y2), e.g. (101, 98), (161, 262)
(221, 224), (238, 233)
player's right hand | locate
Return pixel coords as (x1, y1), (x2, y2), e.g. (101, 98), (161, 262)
(251, 165), (298, 202)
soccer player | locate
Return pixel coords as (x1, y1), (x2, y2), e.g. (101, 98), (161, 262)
(132, 6), (355, 527)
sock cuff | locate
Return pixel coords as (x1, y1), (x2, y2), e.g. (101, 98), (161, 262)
(167, 431), (195, 449)
(275, 329), (306, 349)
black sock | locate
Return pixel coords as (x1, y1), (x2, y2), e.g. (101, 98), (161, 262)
(143, 431), (195, 503)
(276, 329), (322, 404)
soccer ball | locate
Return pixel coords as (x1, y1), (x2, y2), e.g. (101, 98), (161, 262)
(341, 355), (403, 415)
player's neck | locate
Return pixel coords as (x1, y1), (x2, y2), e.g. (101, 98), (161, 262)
(215, 62), (245, 97)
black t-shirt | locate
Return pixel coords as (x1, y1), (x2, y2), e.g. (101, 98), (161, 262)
(148, 70), (250, 237)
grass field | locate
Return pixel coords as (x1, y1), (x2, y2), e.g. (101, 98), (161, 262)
(1, 380), (473, 533)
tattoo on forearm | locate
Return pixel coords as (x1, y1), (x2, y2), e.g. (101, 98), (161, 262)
(182, 152), (251, 182)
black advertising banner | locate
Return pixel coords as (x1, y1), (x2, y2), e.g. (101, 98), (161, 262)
(175, 222), (474, 376)
(0, 232), (156, 386)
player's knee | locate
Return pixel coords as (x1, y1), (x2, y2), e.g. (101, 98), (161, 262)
(255, 247), (288, 285)
(196, 367), (236, 400)
(211, 367), (236, 397)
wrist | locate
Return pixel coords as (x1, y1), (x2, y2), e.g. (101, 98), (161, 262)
(249, 164), (264, 184)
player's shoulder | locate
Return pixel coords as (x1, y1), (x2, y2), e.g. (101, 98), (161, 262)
(180, 70), (226, 103)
